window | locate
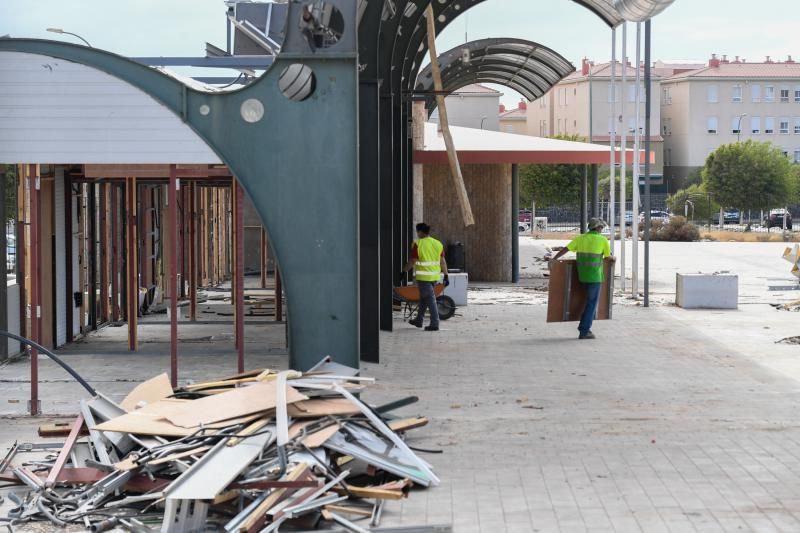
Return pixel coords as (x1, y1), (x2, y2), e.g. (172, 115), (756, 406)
(795, 118), (800, 134)
(780, 118), (790, 134)
(795, 86), (800, 102)
(707, 85), (719, 103)
(751, 116), (761, 134)
(557, 118), (563, 134)
(765, 116), (775, 134)
(751, 84), (761, 103)
(765, 86), (776, 102)
(781, 87), (791, 102)
(662, 86), (672, 104)
(731, 116), (743, 134)
(732, 85), (743, 102)
(795, 150), (800, 164)
(662, 117), (672, 136)
(707, 116), (718, 134)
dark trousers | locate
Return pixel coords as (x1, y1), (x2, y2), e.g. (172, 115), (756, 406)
(579, 282), (602, 335)
(415, 281), (439, 327)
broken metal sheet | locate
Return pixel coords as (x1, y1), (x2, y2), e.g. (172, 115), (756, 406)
(309, 360), (360, 377)
(79, 399), (116, 465)
(161, 499), (209, 533)
(165, 427), (274, 501)
(324, 424), (434, 487)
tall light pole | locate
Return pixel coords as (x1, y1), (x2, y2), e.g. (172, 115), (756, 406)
(737, 113), (747, 142)
(46, 28), (92, 47)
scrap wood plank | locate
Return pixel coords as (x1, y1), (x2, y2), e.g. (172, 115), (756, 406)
(166, 381), (307, 428)
(287, 398), (362, 418)
(239, 463), (311, 532)
(388, 417), (429, 433)
(332, 484), (407, 501)
(324, 504), (372, 517)
(120, 373), (173, 411)
(38, 421), (89, 438)
(36, 467), (169, 492)
(45, 414), (84, 487)
(96, 410), (266, 437)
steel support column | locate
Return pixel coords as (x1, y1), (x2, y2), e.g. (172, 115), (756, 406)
(643, 19), (652, 307)
(168, 166), (178, 388)
(378, 94), (395, 332)
(581, 166), (589, 234)
(125, 177), (138, 351)
(591, 164), (600, 218)
(188, 181), (197, 321)
(359, 79), (381, 362)
(0, 165), (7, 359)
(29, 164), (41, 416)
(234, 180), (245, 373)
(511, 164), (520, 284)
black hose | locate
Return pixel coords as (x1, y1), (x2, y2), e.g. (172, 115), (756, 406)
(0, 330), (96, 396)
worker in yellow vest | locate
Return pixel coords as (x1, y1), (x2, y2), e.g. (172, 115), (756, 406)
(551, 218), (614, 339)
(404, 223), (448, 331)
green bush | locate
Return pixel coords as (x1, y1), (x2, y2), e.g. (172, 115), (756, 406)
(649, 216), (700, 242)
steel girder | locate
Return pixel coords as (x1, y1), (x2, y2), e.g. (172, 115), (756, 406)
(414, 38), (574, 111)
(0, 0), (361, 371)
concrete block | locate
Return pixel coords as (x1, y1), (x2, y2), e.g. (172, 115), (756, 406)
(676, 273), (738, 309)
(444, 272), (468, 306)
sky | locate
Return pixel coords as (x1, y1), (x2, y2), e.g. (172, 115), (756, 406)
(2, 0), (799, 106)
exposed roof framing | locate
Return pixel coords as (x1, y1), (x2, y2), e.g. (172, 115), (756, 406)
(414, 38), (574, 109)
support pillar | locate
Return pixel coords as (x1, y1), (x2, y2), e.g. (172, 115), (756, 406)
(511, 164), (520, 284)
(0, 165), (7, 358)
(378, 94), (394, 332)
(188, 181), (197, 321)
(29, 164), (41, 415)
(234, 180), (245, 373)
(260, 228), (268, 289)
(110, 183), (119, 323)
(100, 183), (109, 324)
(275, 267), (283, 322)
(168, 166), (178, 388)
(581, 166), (588, 234)
(125, 177), (138, 351)
(359, 79), (380, 363)
(591, 164), (600, 219)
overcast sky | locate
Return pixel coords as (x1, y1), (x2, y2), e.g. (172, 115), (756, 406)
(3, 0), (798, 106)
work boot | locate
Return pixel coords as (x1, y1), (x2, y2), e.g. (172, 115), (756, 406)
(409, 319), (422, 328)
(579, 331), (595, 340)
(424, 325), (439, 332)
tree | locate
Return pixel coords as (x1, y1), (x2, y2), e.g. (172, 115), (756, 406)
(702, 141), (792, 211)
(597, 171), (634, 200)
(519, 134), (586, 207)
(666, 184), (719, 221)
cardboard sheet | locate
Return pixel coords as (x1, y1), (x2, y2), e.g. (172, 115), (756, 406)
(120, 373), (173, 411)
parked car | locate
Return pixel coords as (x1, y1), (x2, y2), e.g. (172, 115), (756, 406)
(764, 209), (793, 229)
(518, 209), (532, 223)
(639, 210), (671, 224)
(624, 211), (634, 226)
(713, 209), (741, 224)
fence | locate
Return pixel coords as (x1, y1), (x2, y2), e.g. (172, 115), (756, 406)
(523, 195), (800, 235)
(5, 221), (13, 276)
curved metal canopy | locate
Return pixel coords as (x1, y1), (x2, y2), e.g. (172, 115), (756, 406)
(572, 0), (625, 27)
(414, 38), (575, 110)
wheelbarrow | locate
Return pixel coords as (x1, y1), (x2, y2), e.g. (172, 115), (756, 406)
(393, 284), (456, 321)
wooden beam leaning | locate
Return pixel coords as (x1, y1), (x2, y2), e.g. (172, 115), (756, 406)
(424, 4), (475, 227)
(125, 177), (138, 351)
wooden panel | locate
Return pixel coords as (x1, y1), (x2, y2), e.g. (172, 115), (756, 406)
(0, 51), (221, 164)
(547, 258), (614, 323)
(40, 178), (54, 348)
(423, 163), (512, 282)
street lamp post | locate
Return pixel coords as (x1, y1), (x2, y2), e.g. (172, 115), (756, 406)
(46, 28), (92, 47)
(737, 113), (747, 142)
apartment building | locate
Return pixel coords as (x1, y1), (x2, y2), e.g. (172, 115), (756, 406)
(499, 100), (528, 134)
(526, 59), (664, 175)
(661, 54), (800, 187)
(430, 84), (503, 131)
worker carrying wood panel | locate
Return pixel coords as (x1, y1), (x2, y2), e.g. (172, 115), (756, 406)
(548, 218), (616, 338)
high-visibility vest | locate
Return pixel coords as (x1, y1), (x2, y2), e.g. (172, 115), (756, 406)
(567, 232), (610, 283)
(415, 237), (443, 282)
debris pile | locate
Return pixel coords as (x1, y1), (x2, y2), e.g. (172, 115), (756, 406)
(1, 357), (438, 531)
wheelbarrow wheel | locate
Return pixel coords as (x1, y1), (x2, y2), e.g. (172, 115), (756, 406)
(436, 295), (456, 320)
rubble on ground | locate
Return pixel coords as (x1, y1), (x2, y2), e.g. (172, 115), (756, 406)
(0, 357), (438, 532)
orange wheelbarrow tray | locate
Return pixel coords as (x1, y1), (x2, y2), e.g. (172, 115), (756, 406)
(393, 284), (457, 321)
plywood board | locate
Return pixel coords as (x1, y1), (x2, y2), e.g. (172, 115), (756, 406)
(547, 258), (614, 323)
(165, 381), (306, 428)
(120, 373), (173, 411)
